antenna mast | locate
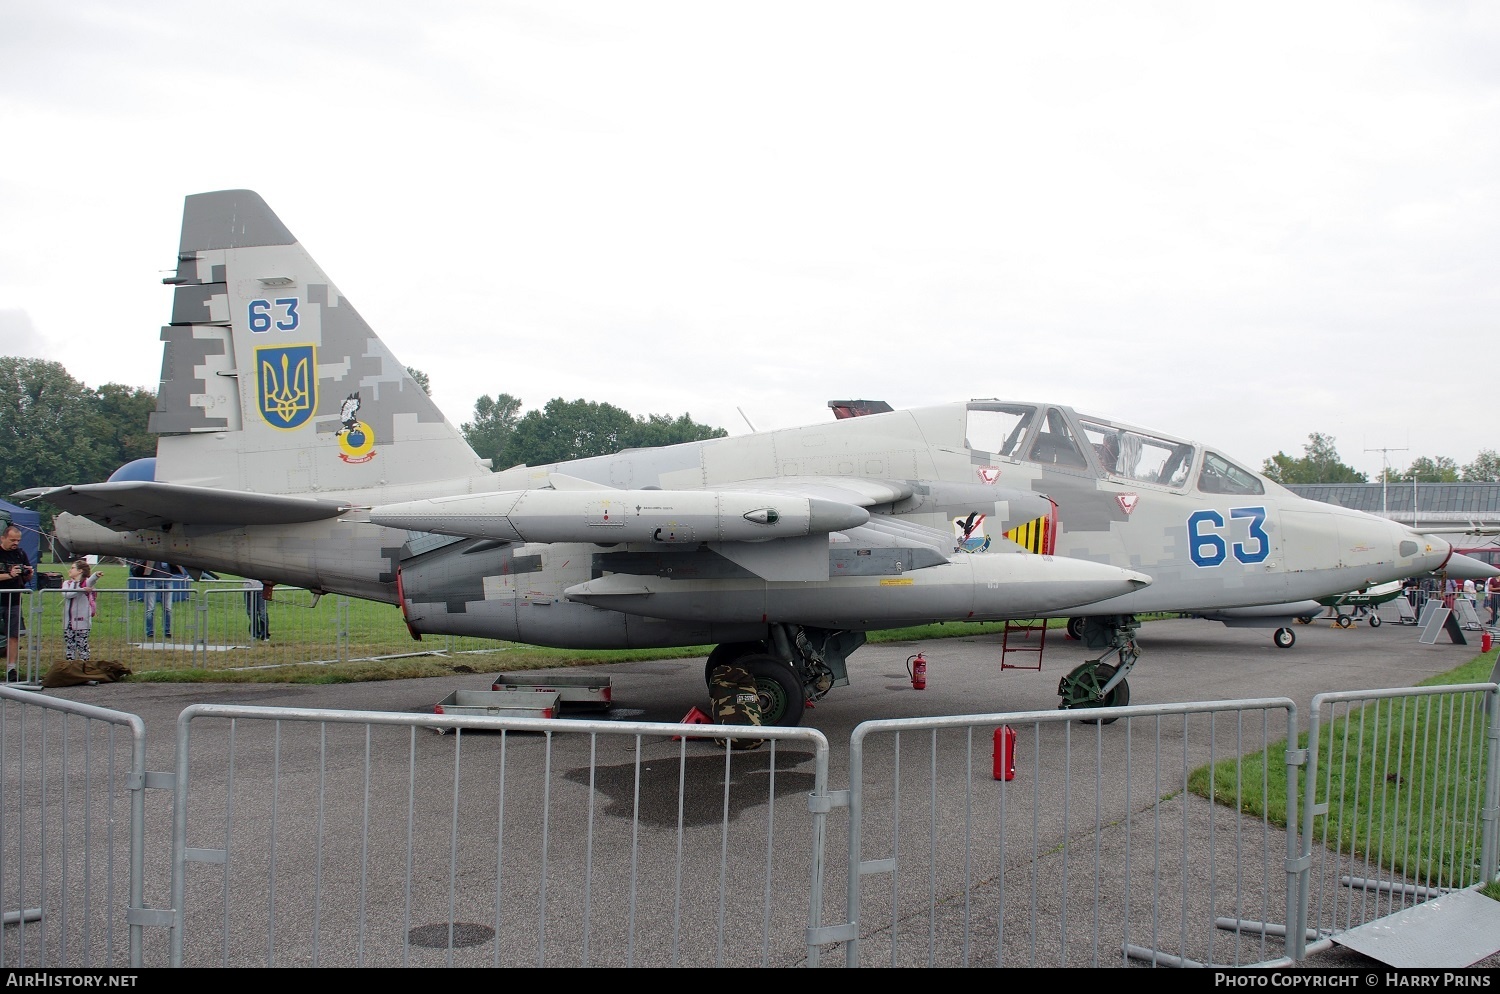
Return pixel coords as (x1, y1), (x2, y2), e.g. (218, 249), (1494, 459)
(1366, 445), (1408, 518)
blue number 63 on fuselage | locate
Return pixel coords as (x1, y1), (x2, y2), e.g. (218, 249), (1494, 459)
(1188, 507), (1270, 566)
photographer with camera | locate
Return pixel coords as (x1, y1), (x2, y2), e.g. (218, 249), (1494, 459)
(0, 525), (33, 680)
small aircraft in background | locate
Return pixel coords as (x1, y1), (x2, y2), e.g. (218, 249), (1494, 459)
(1154, 547), (1499, 644)
(1298, 579), (1408, 628)
(19, 189), (1469, 727)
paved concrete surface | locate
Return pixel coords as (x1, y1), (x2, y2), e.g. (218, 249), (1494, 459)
(31, 606), (1500, 968)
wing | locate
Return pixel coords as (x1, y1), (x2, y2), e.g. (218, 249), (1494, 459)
(15, 482), (353, 531)
(367, 474), (1051, 582)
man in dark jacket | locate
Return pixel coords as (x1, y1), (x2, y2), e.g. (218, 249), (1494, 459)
(130, 559), (178, 640)
(0, 525), (34, 677)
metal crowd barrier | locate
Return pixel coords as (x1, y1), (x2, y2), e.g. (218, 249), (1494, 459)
(843, 699), (1305, 968)
(9, 582), (508, 682)
(0, 683), (1493, 968)
(1293, 684), (1500, 961)
(0, 687), (834, 968)
(0, 690), (151, 968)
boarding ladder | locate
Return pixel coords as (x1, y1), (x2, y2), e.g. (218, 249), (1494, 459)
(998, 501), (1059, 672)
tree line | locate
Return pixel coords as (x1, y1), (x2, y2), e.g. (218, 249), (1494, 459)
(3, 357), (1496, 531)
(1261, 432), (1500, 484)
(459, 392), (726, 470)
(0, 359), (724, 528)
(0, 359), (158, 513)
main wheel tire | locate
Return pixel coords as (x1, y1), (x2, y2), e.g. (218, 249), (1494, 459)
(1368, 614), (1382, 628)
(1296, 615), (1314, 625)
(737, 653), (805, 727)
(1065, 617), (1085, 641)
(703, 641), (766, 687)
(1078, 664), (1129, 725)
(1336, 615), (1352, 629)
(1274, 627), (1295, 649)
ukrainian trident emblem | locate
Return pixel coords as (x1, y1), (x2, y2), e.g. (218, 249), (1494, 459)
(257, 345), (317, 430)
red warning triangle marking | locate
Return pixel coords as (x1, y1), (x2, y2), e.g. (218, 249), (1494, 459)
(1117, 494), (1139, 514)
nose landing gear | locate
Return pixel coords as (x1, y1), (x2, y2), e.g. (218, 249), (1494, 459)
(1057, 615), (1140, 723)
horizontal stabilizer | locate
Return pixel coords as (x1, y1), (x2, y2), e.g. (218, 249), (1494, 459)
(366, 489), (870, 545)
(14, 482), (352, 531)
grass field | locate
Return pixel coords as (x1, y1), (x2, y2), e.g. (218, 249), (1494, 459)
(1190, 649), (1499, 892)
(18, 562), (1054, 684)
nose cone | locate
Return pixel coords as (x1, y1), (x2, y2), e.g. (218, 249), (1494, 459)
(1440, 550), (1500, 580)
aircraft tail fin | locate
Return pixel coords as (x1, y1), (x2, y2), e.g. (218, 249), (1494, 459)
(149, 190), (490, 494)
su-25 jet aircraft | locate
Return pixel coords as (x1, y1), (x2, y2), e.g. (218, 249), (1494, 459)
(20, 190), (1462, 727)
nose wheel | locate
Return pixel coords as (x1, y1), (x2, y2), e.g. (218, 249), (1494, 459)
(1058, 662), (1130, 724)
(1274, 627), (1295, 649)
(1056, 615), (1141, 723)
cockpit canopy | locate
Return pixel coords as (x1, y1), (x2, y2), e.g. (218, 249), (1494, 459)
(964, 401), (1264, 497)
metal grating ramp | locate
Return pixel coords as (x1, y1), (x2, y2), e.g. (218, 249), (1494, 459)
(1331, 888), (1500, 967)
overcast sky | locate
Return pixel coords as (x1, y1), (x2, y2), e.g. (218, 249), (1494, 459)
(2, 1), (1496, 482)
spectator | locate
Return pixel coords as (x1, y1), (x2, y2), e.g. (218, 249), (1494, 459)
(244, 580), (272, 641)
(130, 559), (177, 641)
(61, 559), (100, 661)
(0, 525), (32, 679)
(1487, 574), (1500, 627)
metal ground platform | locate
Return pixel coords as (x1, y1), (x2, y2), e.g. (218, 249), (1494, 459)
(1329, 887), (1500, 968)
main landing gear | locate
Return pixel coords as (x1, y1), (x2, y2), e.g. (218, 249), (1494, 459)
(702, 624), (864, 727)
(1057, 615), (1140, 724)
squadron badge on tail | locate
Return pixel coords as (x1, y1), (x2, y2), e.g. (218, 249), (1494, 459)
(335, 393), (377, 464)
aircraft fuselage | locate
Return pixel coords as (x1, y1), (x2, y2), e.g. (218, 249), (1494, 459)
(57, 400), (1449, 651)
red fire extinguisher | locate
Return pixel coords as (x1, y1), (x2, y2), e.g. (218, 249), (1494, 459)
(906, 652), (927, 690)
(993, 725), (1016, 781)
(1483, 630), (1493, 653)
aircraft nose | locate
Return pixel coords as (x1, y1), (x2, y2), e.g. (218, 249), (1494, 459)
(1335, 513), (1449, 580)
(1405, 529), (1451, 575)
(1440, 550), (1500, 580)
